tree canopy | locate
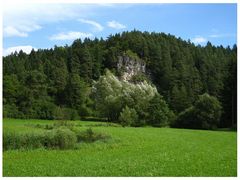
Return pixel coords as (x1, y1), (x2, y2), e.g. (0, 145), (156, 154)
(3, 30), (237, 129)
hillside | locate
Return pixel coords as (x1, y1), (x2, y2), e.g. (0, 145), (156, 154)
(3, 30), (237, 128)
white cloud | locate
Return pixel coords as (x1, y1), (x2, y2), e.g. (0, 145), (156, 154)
(107, 20), (126, 29)
(3, 24), (41, 37)
(17, 23), (42, 33)
(78, 18), (104, 31)
(50, 31), (93, 41)
(3, 26), (28, 37)
(209, 33), (235, 38)
(3, 45), (36, 56)
(209, 34), (221, 38)
(191, 36), (207, 44)
(3, 3), (96, 38)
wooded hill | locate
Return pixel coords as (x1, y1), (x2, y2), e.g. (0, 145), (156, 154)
(3, 30), (237, 129)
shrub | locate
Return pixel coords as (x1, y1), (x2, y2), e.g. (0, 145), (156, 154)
(92, 70), (158, 124)
(147, 94), (175, 127)
(125, 50), (140, 61)
(130, 73), (150, 83)
(173, 106), (197, 129)
(53, 107), (80, 120)
(3, 132), (44, 151)
(4, 127), (77, 150)
(173, 93), (222, 130)
(52, 127), (77, 149)
(53, 106), (65, 120)
(119, 106), (138, 127)
(194, 93), (222, 130)
(3, 126), (110, 151)
(32, 100), (56, 120)
(74, 128), (110, 143)
(44, 127), (77, 149)
(53, 121), (75, 129)
(63, 108), (79, 120)
(3, 104), (24, 118)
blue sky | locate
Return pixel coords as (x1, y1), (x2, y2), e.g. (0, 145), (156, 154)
(3, 3), (237, 55)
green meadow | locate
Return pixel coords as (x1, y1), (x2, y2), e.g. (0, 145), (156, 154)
(3, 118), (237, 177)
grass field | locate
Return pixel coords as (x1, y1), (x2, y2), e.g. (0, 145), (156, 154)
(3, 118), (237, 177)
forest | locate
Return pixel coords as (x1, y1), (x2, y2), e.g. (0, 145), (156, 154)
(3, 30), (237, 130)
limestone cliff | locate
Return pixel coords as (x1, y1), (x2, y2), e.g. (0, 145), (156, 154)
(117, 55), (146, 81)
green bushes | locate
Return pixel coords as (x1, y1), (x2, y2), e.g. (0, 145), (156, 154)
(92, 70), (174, 127)
(173, 93), (222, 130)
(119, 106), (138, 127)
(3, 102), (79, 121)
(44, 128), (77, 149)
(147, 95), (175, 127)
(74, 128), (110, 143)
(3, 125), (110, 151)
(53, 107), (79, 120)
(3, 104), (24, 119)
(3, 132), (45, 151)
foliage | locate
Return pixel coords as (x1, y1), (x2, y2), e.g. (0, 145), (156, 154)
(124, 50), (140, 61)
(147, 94), (175, 127)
(74, 128), (110, 143)
(173, 93), (222, 130)
(66, 73), (92, 116)
(3, 30), (237, 128)
(3, 131), (44, 151)
(3, 119), (112, 151)
(92, 70), (169, 126)
(44, 127), (77, 149)
(3, 128), (77, 150)
(130, 73), (150, 83)
(3, 104), (24, 119)
(173, 106), (196, 128)
(119, 106), (138, 127)
(32, 99), (56, 120)
(194, 93), (222, 129)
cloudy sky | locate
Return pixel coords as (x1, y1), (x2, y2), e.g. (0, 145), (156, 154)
(3, 3), (237, 56)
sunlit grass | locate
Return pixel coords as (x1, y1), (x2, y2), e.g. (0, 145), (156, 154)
(3, 118), (237, 177)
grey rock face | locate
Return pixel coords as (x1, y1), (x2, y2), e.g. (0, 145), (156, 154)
(117, 55), (146, 81)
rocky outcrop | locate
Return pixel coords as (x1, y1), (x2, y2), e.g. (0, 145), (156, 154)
(117, 55), (146, 81)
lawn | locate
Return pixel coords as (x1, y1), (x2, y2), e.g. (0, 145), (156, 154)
(3, 118), (237, 177)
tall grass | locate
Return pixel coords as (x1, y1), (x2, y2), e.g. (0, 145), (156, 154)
(3, 123), (110, 150)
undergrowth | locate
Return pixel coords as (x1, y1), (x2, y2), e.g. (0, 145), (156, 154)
(4, 121), (111, 151)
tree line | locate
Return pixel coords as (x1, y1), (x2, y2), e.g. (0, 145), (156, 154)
(3, 30), (237, 129)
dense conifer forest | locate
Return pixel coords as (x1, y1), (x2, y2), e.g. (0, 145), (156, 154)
(3, 30), (237, 129)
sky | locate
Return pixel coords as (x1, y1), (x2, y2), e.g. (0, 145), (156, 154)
(3, 3), (237, 56)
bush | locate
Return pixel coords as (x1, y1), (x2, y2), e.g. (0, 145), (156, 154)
(53, 106), (65, 120)
(53, 121), (75, 130)
(173, 106), (197, 128)
(130, 73), (150, 83)
(74, 128), (110, 143)
(3, 126), (110, 151)
(147, 95), (175, 127)
(173, 93), (222, 130)
(4, 127), (77, 150)
(124, 50), (140, 61)
(53, 107), (80, 120)
(92, 70), (158, 124)
(63, 108), (79, 120)
(32, 100), (56, 120)
(3, 132), (44, 151)
(45, 127), (77, 149)
(194, 93), (222, 129)
(119, 106), (138, 127)
(3, 104), (24, 118)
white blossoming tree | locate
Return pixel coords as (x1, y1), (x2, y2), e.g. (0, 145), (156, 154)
(92, 70), (173, 126)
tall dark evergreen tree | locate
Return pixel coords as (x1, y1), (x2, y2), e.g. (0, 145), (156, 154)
(2, 30), (237, 128)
